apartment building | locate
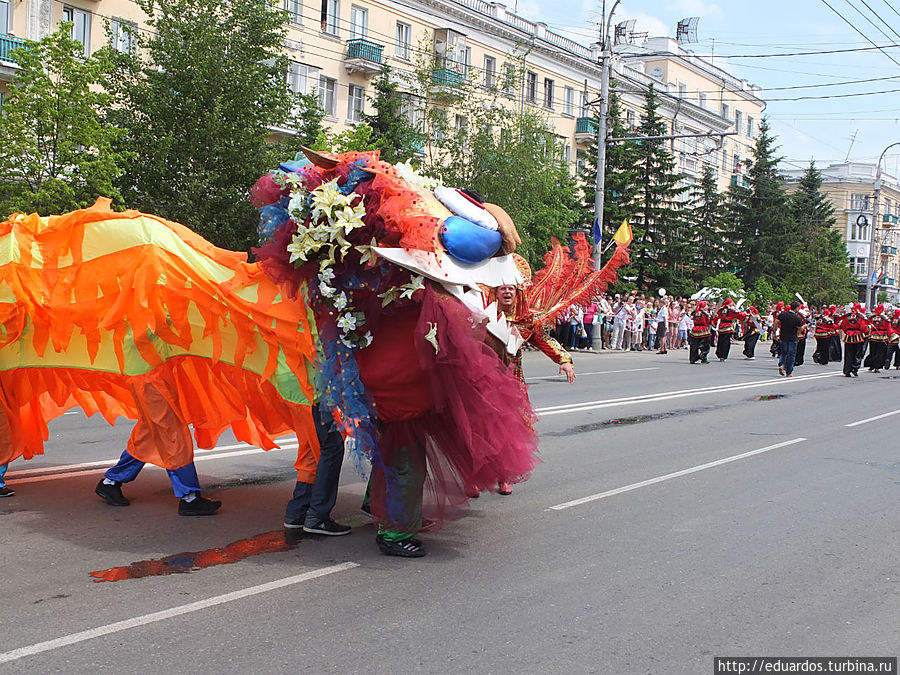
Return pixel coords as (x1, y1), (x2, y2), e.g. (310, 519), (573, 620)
(783, 162), (900, 304)
(0, 0), (763, 194)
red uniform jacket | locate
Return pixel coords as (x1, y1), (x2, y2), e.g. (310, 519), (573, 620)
(868, 315), (892, 342)
(690, 309), (712, 338)
(814, 317), (834, 338)
(715, 308), (745, 335)
(839, 314), (869, 343)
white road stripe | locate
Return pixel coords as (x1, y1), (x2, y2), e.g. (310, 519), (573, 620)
(0, 562), (359, 665)
(526, 367), (659, 382)
(535, 372), (839, 416)
(8, 445), (299, 484)
(845, 408), (900, 427)
(547, 438), (808, 511)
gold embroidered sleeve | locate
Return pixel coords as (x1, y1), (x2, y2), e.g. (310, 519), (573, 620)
(530, 323), (573, 366)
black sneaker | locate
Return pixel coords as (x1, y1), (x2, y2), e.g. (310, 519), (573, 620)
(283, 519), (305, 530)
(0, 486), (14, 497)
(178, 495), (221, 516)
(95, 479), (129, 506)
(376, 534), (426, 558)
(302, 519), (351, 536)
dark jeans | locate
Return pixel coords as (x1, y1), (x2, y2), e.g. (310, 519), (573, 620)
(284, 405), (345, 527)
(778, 340), (799, 375)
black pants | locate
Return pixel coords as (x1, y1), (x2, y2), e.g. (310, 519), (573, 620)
(715, 332), (732, 360)
(886, 343), (900, 369)
(770, 339), (780, 358)
(843, 341), (864, 376)
(829, 335), (842, 362)
(813, 337), (830, 365)
(795, 338), (806, 366)
(689, 335), (710, 364)
(742, 333), (759, 358)
(864, 340), (887, 370)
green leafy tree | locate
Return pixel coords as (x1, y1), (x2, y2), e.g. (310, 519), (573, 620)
(362, 66), (421, 164)
(783, 161), (856, 305)
(630, 85), (689, 290)
(748, 277), (775, 309)
(0, 27), (125, 216)
(311, 122), (379, 153)
(687, 164), (733, 284)
(578, 86), (640, 238)
(728, 118), (796, 286)
(104, 0), (300, 251)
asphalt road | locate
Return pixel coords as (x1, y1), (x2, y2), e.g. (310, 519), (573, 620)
(1, 346), (898, 674)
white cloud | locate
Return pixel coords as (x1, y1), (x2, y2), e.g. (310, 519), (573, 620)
(614, 8), (670, 39)
(666, 0), (725, 21)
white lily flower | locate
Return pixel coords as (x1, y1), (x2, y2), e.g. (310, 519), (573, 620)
(336, 313), (357, 332)
(333, 291), (348, 311)
(319, 282), (336, 298)
(318, 267), (335, 283)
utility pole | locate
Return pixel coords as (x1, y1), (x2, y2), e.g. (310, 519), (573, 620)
(867, 141), (900, 309)
(592, 0), (620, 266)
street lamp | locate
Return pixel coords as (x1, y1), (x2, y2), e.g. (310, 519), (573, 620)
(592, 0), (621, 266)
(866, 141), (900, 310)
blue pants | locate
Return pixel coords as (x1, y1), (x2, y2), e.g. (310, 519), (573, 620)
(284, 405), (345, 527)
(779, 340), (799, 376)
(104, 450), (201, 499)
(0, 462), (7, 489)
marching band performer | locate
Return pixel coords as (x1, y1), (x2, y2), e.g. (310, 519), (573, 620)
(839, 303), (869, 377)
(714, 298), (746, 362)
(864, 304), (891, 373)
(828, 304), (843, 362)
(813, 308), (835, 365)
(689, 301), (713, 364)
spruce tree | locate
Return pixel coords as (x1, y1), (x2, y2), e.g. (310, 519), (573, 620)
(630, 84), (689, 290)
(729, 118), (795, 286)
(687, 164), (732, 284)
(783, 161), (855, 304)
(577, 86), (639, 239)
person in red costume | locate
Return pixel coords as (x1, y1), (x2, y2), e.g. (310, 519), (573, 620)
(741, 306), (762, 359)
(886, 310), (900, 370)
(839, 303), (869, 377)
(714, 298), (746, 362)
(864, 304), (891, 373)
(813, 308), (835, 365)
(689, 301), (713, 364)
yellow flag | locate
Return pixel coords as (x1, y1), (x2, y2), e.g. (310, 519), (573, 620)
(613, 219), (632, 247)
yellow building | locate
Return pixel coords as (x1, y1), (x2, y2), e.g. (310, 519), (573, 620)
(1, 0), (762, 193)
(783, 162), (900, 304)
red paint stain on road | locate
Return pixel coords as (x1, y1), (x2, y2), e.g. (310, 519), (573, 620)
(89, 530), (296, 582)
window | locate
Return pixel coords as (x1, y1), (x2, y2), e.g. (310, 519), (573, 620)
(722, 142), (729, 171)
(455, 114), (468, 134)
(734, 109), (743, 133)
(849, 216), (870, 241)
(320, 0), (339, 36)
(747, 115), (754, 137)
(502, 63), (516, 98)
(626, 108), (635, 127)
(318, 75), (336, 117)
(395, 22), (411, 60)
(733, 152), (742, 173)
(349, 5), (367, 39)
(62, 6), (91, 56)
(283, 0), (302, 26)
(347, 84), (365, 122)
(483, 55), (496, 88)
(851, 193), (872, 211)
(563, 143), (571, 165)
(287, 61), (318, 95)
(563, 86), (574, 116)
(462, 46), (471, 77)
(579, 91), (589, 117)
(525, 71), (537, 104)
(721, 103), (730, 121)
(677, 81), (687, 98)
(576, 149), (587, 175)
(0, 0), (10, 34)
(400, 93), (424, 128)
(543, 77), (554, 109)
(850, 257), (868, 276)
(698, 91), (707, 109)
(110, 18), (135, 54)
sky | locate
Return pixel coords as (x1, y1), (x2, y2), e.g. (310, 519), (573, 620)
(522, 0), (900, 177)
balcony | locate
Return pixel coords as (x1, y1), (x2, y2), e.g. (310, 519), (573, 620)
(0, 34), (26, 64)
(880, 245), (898, 255)
(883, 214), (899, 225)
(429, 68), (464, 98)
(575, 116), (597, 144)
(344, 38), (384, 77)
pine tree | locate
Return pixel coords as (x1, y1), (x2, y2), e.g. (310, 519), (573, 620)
(783, 161), (856, 304)
(630, 84), (689, 290)
(577, 86), (640, 238)
(362, 66), (422, 164)
(687, 164), (732, 284)
(729, 118), (795, 286)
